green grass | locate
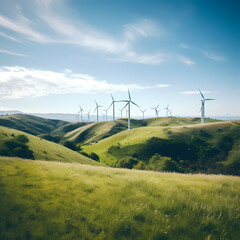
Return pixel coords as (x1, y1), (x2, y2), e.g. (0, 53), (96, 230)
(0, 157), (239, 239)
(0, 126), (101, 166)
(82, 121), (240, 173)
(0, 114), (68, 136)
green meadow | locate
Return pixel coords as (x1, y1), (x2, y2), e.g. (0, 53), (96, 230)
(0, 126), (100, 166)
(0, 157), (239, 240)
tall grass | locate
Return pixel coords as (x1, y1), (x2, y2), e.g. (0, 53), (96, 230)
(0, 157), (239, 239)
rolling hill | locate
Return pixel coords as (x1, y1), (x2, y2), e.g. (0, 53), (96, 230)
(0, 114), (68, 136)
(64, 116), (218, 145)
(0, 126), (101, 166)
(82, 120), (240, 175)
(0, 157), (239, 239)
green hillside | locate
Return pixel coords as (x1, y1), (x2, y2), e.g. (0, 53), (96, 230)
(0, 126), (101, 166)
(82, 121), (240, 175)
(66, 117), (218, 145)
(0, 157), (239, 240)
(0, 114), (68, 136)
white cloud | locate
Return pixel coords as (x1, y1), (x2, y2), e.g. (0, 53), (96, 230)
(0, 31), (22, 42)
(180, 90), (212, 95)
(156, 84), (171, 88)
(0, 0), (165, 65)
(0, 49), (27, 57)
(202, 50), (225, 62)
(114, 51), (164, 65)
(179, 55), (195, 66)
(0, 66), (150, 99)
(0, 13), (54, 44)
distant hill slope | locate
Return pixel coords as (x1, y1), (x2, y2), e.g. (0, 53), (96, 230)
(0, 114), (68, 136)
(0, 157), (239, 239)
(82, 121), (240, 175)
(66, 117), (219, 145)
(0, 126), (101, 166)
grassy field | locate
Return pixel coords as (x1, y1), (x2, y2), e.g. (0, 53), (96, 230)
(0, 126), (100, 166)
(81, 121), (240, 173)
(65, 117), (219, 145)
(0, 157), (239, 240)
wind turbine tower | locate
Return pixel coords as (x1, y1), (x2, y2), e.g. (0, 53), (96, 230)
(119, 108), (123, 118)
(198, 89), (215, 124)
(103, 109), (108, 121)
(164, 104), (172, 117)
(94, 101), (103, 122)
(86, 110), (90, 122)
(140, 109), (147, 119)
(107, 94), (118, 121)
(151, 104), (159, 117)
(78, 105), (84, 122)
(122, 89), (140, 129)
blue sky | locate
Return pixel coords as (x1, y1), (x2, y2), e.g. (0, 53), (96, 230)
(0, 0), (239, 117)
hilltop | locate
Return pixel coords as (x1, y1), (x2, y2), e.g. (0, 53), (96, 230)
(0, 126), (100, 166)
(82, 120), (240, 175)
(0, 157), (239, 240)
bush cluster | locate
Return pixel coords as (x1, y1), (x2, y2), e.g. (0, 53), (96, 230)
(0, 134), (34, 159)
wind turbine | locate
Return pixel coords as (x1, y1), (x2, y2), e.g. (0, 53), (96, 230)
(140, 109), (147, 119)
(122, 89), (140, 129)
(75, 112), (80, 122)
(94, 101), (103, 122)
(86, 110), (90, 122)
(163, 104), (172, 117)
(119, 108), (123, 118)
(78, 105), (84, 122)
(107, 93), (118, 121)
(151, 104), (159, 117)
(199, 89), (215, 124)
(103, 109), (108, 121)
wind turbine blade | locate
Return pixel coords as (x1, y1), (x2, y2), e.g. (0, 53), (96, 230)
(131, 101), (140, 108)
(122, 102), (129, 110)
(117, 100), (128, 102)
(95, 100), (98, 106)
(156, 104), (159, 109)
(198, 88), (205, 100)
(94, 106), (97, 113)
(128, 89), (131, 100)
(110, 93), (114, 101)
(205, 98), (215, 101)
(107, 102), (113, 110)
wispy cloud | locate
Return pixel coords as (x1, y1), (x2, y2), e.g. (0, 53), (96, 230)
(0, 1), (165, 65)
(0, 49), (27, 57)
(156, 84), (171, 88)
(179, 55), (195, 66)
(180, 90), (213, 95)
(201, 50), (226, 62)
(0, 66), (151, 99)
(0, 31), (22, 42)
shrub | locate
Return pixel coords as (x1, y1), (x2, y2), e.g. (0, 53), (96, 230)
(0, 135), (34, 159)
(115, 156), (138, 169)
(89, 152), (100, 161)
(148, 153), (183, 172)
(63, 141), (81, 151)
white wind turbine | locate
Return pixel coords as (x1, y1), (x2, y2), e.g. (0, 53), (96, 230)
(163, 104), (172, 117)
(94, 101), (103, 122)
(151, 104), (159, 117)
(86, 110), (90, 122)
(199, 89), (215, 124)
(140, 109), (147, 119)
(78, 105), (84, 122)
(75, 111), (80, 122)
(107, 93), (119, 121)
(103, 109), (108, 121)
(119, 108), (123, 118)
(122, 89), (140, 129)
